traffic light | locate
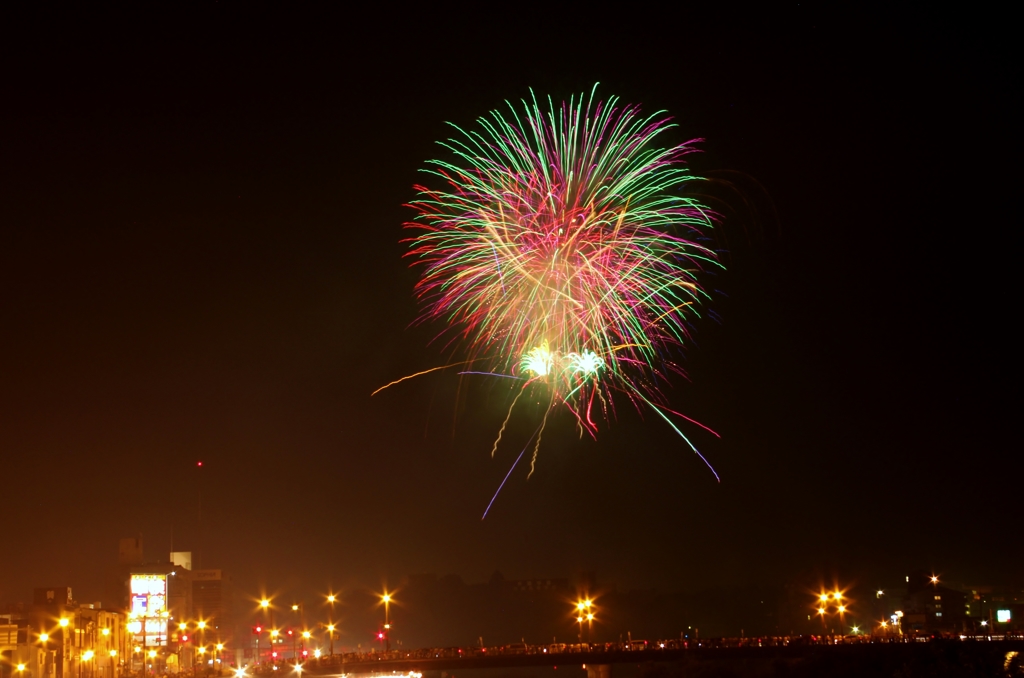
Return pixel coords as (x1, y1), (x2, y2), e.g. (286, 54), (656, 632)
(254, 626), (262, 634)
(377, 632), (384, 640)
(287, 629), (293, 637)
(301, 651), (307, 657)
(271, 651), (278, 659)
(181, 635), (189, 644)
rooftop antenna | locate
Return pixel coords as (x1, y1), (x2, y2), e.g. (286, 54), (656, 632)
(197, 460), (204, 569)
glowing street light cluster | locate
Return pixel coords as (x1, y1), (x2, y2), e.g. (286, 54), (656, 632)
(574, 598), (596, 645)
(251, 592), (370, 666)
(814, 589), (850, 634)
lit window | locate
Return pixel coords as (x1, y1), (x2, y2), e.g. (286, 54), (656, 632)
(934, 595), (941, 600)
(936, 612), (943, 617)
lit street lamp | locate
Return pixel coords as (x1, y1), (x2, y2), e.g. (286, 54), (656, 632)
(83, 648), (95, 678)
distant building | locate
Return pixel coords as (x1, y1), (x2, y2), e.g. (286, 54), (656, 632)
(0, 587), (126, 678)
(191, 570), (234, 641)
(125, 565), (192, 649)
(962, 585), (1024, 631)
(118, 538), (144, 567)
(509, 578), (569, 595)
(119, 538), (199, 673)
(903, 586), (967, 633)
(119, 541), (236, 654)
(901, 571), (967, 634)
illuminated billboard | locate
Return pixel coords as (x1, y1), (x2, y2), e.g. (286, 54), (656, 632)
(129, 574), (168, 646)
(997, 609), (1011, 623)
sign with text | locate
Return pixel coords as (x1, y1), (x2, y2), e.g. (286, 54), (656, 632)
(130, 574), (168, 646)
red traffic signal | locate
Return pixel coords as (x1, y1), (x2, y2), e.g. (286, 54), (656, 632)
(271, 651), (278, 658)
(287, 629), (293, 636)
(254, 626), (262, 634)
(301, 651), (308, 657)
(181, 635), (189, 643)
(377, 632), (384, 640)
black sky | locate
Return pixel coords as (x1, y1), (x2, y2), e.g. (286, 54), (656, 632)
(0, 4), (1016, 624)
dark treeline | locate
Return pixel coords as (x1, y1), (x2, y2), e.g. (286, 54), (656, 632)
(329, 572), (787, 650)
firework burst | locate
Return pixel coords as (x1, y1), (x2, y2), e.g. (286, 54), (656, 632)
(391, 85), (722, 512)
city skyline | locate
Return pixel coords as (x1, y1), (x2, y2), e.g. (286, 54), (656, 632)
(5, 553), (1022, 651)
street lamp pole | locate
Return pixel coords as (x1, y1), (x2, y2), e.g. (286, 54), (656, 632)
(197, 622), (207, 678)
(382, 594), (391, 654)
(575, 600), (593, 648)
(259, 599), (271, 667)
(326, 595), (336, 659)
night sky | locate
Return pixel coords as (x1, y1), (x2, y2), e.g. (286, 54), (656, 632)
(1, 4), (1015, 632)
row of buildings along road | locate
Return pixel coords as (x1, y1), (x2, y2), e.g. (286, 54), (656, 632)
(1, 538), (234, 678)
